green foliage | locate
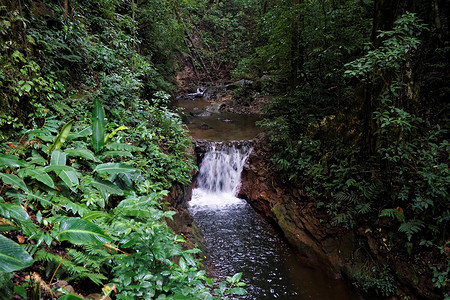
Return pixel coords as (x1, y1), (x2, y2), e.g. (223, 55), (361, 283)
(0, 1), (250, 298)
(352, 265), (396, 297)
(0, 95), (238, 299)
(34, 249), (108, 285)
(242, 0), (371, 88)
(430, 264), (449, 290)
(91, 98), (106, 153)
(172, 0), (259, 81)
(213, 272), (247, 299)
(344, 12), (426, 79)
(253, 6), (448, 298)
(398, 220), (425, 242)
(48, 120), (73, 153)
(0, 235), (34, 272)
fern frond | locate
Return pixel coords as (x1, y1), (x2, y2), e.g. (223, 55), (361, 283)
(34, 249), (61, 263)
(331, 212), (355, 228)
(356, 202), (371, 215)
(380, 208), (405, 222)
(28, 117), (61, 141)
(50, 101), (73, 115)
(398, 219), (425, 241)
(35, 249), (107, 285)
(361, 182), (381, 200)
(334, 191), (359, 204)
(69, 248), (105, 269)
(23, 243), (39, 256)
(84, 243), (112, 258)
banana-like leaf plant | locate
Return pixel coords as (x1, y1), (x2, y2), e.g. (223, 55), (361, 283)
(0, 235), (33, 272)
(48, 120), (73, 153)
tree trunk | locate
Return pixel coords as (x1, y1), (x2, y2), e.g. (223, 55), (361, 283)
(63, 0), (69, 21)
(371, 0), (400, 46)
(361, 0), (401, 158)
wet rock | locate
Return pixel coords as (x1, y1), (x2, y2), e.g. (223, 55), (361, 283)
(199, 122), (212, 130)
(181, 114), (192, 124)
(190, 111), (211, 117)
(205, 103), (225, 113)
(185, 87), (205, 100)
(54, 280), (75, 294)
(226, 79), (254, 90)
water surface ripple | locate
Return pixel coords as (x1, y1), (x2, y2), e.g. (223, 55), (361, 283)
(188, 143), (359, 299)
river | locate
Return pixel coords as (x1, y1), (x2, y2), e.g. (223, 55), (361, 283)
(177, 96), (360, 299)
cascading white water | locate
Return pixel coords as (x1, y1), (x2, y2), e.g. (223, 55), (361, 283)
(196, 143), (251, 194)
(189, 142), (252, 211)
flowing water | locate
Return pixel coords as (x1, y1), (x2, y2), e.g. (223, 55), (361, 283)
(176, 97), (262, 141)
(188, 142), (360, 299)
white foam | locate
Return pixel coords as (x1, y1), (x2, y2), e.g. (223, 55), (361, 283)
(188, 142), (252, 213)
(189, 188), (247, 212)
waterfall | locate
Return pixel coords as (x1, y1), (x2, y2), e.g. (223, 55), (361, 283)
(196, 142), (251, 194)
(190, 141), (252, 211)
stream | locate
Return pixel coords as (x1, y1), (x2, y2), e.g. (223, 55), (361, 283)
(178, 96), (360, 299)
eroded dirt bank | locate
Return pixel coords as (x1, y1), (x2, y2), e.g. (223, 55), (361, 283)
(239, 133), (440, 300)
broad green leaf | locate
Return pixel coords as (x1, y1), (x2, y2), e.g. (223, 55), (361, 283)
(48, 120), (73, 153)
(65, 148), (97, 162)
(90, 179), (123, 195)
(94, 163), (136, 175)
(0, 203), (29, 222)
(231, 272), (243, 283)
(83, 211), (110, 221)
(27, 151), (47, 166)
(92, 119), (104, 152)
(92, 98), (106, 126)
(23, 83), (31, 93)
(182, 253), (196, 266)
(117, 208), (154, 218)
(173, 294), (191, 300)
(44, 165), (75, 173)
(92, 98), (106, 152)
(0, 173), (29, 192)
(58, 170), (79, 188)
(76, 126), (92, 137)
(46, 152), (78, 188)
(104, 125), (128, 144)
(178, 257), (187, 272)
(50, 150), (66, 166)
(228, 287), (247, 295)
(0, 235), (33, 272)
(67, 126), (92, 139)
(25, 168), (55, 188)
(58, 217), (110, 245)
(0, 154), (27, 169)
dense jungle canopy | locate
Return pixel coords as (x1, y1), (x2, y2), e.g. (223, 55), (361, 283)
(0, 0), (449, 299)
